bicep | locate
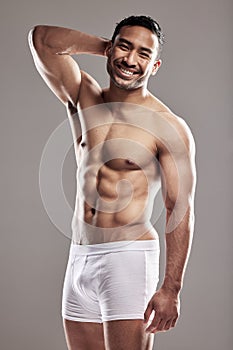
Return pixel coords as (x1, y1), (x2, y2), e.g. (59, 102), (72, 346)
(159, 148), (196, 210)
(28, 27), (81, 106)
(158, 122), (196, 215)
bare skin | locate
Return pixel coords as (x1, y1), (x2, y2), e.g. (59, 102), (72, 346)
(29, 24), (196, 350)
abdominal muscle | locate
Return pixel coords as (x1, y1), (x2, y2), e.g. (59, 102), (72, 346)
(72, 161), (159, 245)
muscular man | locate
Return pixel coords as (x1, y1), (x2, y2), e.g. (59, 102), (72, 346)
(28, 15), (196, 350)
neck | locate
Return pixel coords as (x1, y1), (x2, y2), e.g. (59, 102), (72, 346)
(106, 81), (150, 104)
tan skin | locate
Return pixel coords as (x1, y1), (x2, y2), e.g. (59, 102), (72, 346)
(29, 24), (196, 350)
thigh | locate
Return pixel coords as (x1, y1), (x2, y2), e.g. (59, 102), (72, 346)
(99, 249), (159, 323)
(63, 319), (105, 350)
(103, 319), (154, 350)
(99, 250), (147, 321)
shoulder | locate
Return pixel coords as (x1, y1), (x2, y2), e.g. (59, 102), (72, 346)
(147, 94), (195, 152)
(170, 113), (196, 154)
(80, 70), (102, 94)
(78, 70), (104, 108)
(156, 109), (196, 156)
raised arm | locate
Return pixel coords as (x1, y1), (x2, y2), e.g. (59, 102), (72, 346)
(144, 115), (197, 333)
(28, 25), (109, 106)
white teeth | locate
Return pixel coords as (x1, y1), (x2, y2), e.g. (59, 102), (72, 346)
(120, 68), (134, 76)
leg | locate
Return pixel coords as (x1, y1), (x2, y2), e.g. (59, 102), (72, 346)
(103, 319), (154, 350)
(62, 249), (105, 349)
(98, 244), (159, 349)
(63, 319), (105, 350)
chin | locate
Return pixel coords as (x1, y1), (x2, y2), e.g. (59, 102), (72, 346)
(111, 76), (142, 91)
(107, 62), (142, 90)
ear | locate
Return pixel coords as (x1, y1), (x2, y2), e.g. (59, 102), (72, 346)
(105, 41), (113, 57)
(151, 59), (162, 76)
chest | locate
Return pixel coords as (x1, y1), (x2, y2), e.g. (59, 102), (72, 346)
(78, 104), (159, 169)
(102, 123), (158, 170)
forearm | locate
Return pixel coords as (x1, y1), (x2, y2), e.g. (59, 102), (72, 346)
(161, 206), (195, 295)
(32, 25), (109, 56)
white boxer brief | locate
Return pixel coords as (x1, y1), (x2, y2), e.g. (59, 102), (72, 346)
(62, 239), (160, 323)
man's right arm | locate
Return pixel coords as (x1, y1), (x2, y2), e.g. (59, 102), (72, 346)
(28, 25), (109, 107)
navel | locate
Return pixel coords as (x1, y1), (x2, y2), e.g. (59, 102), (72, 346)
(126, 159), (135, 165)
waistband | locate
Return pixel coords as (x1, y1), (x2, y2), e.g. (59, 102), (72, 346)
(69, 239), (160, 256)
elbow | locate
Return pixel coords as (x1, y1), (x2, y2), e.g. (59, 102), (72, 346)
(28, 25), (47, 52)
(165, 199), (194, 219)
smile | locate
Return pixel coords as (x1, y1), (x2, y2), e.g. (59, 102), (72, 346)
(115, 64), (139, 79)
(120, 68), (134, 76)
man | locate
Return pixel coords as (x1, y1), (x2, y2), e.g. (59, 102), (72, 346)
(28, 15), (196, 350)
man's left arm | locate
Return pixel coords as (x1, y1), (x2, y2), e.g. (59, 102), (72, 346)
(144, 116), (197, 333)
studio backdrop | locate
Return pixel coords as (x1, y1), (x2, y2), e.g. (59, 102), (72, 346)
(0, 0), (232, 349)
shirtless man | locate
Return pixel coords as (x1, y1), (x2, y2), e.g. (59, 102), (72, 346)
(28, 15), (196, 350)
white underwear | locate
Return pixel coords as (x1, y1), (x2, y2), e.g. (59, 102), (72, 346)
(62, 239), (160, 323)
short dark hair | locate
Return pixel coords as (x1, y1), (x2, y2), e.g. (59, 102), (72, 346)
(111, 15), (165, 59)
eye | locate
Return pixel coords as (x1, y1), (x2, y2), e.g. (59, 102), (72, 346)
(139, 52), (150, 59)
(118, 43), (129, 50)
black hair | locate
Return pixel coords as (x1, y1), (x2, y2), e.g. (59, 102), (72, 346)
(111, 15), (165, 59)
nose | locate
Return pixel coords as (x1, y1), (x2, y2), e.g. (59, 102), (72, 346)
(123, 50), (137, 67)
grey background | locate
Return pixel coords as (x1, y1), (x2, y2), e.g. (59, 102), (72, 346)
(1, 0), (232, 349)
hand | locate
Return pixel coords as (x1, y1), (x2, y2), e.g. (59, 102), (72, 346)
(144, 288), (180, 333)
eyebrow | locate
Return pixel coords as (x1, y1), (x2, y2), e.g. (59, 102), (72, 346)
(118, 38), (153, 54)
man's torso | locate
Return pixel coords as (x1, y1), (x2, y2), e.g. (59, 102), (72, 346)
(67, 72), (174, 244)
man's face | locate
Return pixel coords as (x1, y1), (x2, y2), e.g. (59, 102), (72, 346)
(107, 25), (161, 91)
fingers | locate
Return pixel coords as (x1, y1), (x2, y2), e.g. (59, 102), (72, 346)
(171, 317), (178, 328)
(145, 317), (163, 333)
(145, 316), (178, 333)
(164, 319), (174, 331)
(144, 291), (180, 333)
(144, 301), (169, 333)
(143, 301), (153, 324)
